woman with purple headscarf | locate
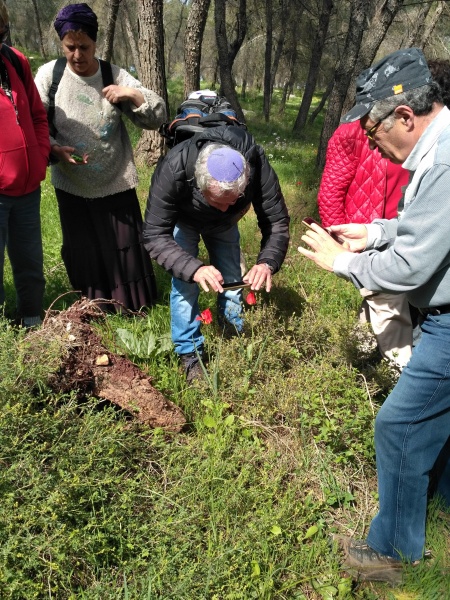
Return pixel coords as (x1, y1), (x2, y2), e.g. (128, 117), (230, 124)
(34, 3), (166, 312)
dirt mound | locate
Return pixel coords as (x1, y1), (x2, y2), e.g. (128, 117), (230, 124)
(28, 299), (186, 432)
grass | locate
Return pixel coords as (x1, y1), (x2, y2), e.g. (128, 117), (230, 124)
(0, 88), (449, 599)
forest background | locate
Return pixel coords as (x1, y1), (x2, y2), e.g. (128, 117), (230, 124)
(1, 0), (450, 599)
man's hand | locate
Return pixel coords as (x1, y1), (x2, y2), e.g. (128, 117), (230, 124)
(243, 263), (272, 291)
(328, 223), (368, 252)
(298, 222), (350, 271)
(193, 265), (224, 292)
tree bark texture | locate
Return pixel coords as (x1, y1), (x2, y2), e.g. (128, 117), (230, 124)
(123, 0), (140, 75)
(184, 0), (212, 97)
(30, 0), (47, 60)
(214, 0), (246, 123)
(103, 0), (122, 62)
(135, 0), (168, 166)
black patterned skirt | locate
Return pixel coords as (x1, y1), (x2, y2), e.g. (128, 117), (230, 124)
(55, 187), (157, 312)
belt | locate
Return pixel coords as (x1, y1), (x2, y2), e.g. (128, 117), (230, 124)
(418, 305), (450, 316)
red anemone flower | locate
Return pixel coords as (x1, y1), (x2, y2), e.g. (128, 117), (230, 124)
(196, 308), (213, 324)
(245, 291), (257, 305)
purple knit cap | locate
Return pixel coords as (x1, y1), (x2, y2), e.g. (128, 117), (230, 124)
(54, 3), (98, 41)
(207, 148), (244, 182)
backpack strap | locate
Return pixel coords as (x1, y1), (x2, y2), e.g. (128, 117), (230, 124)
(99, 59), (122, 112)
(0, 44), (25, 83)
(47, 57), (67, 138)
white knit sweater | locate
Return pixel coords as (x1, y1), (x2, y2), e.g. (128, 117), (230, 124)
(35, 59), (166, 198)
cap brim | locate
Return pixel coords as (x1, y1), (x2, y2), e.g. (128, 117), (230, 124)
(340, 101), (374, 124)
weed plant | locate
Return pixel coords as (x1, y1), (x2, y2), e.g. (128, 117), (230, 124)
(0, 89), (449, 599)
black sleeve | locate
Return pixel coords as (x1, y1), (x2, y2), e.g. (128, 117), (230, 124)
(142, 154), (204, 282)
(249, 145), (290, 272)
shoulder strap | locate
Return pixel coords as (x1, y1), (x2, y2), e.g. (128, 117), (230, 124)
(99, 59), (122, 112)
(48, 57), (67, 138)
(0, 44), (24, 83)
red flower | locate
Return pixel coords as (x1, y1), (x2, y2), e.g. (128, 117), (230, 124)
(245, 291), (257, 305)
(296, 181), (302, 186)
(196, 308), (213, 324)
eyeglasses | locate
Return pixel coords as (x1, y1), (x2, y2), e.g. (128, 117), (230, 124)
(0, 24), (9, 43)
(365, 108), (396, 141)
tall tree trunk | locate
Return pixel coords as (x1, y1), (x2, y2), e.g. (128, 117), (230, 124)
(342, 0), (405, 115)
(167, 3), (186, 81)
(292, 0), (333, 134)
(214, 0), (246, 122)
(278, 9), (301, 117)
(123, 0), (140, 75)
(103, 0), (122, 62)
(135, 0), (168, 166)
(263, 0), (273, 122)
(184, 0), (212, 97)
(269, 0), (289, 99)
(316, 0), (368, 169)
(30, 0), (47, 59)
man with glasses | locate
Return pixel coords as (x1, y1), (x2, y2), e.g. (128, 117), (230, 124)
(317, 113), (411, 372)
(143, 128), (290, 382)
(0, 0), (50, 327)
(299, 48), (449, 584)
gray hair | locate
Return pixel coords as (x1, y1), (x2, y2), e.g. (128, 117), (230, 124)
(194, 143), (250, 195)
(369, 83), (442, 130)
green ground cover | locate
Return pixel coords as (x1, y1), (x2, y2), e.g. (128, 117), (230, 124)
(0, 86), (448, 599)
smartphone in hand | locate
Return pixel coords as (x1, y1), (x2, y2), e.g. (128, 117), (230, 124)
(222, 281), (251, 291)
(302, 217), (344, 244)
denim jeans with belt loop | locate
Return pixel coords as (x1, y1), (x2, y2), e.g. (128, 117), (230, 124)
(170, 222), (244, 356)
(367, 312), (450, 561)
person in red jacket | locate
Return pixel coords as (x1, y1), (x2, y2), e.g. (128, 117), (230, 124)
(0, 1), (50, 327)
(317, 120), (412, 370)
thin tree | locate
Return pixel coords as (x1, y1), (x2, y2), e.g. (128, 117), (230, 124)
(316, 0), (368, 169)
(184, 0), (212, 97)
(292, 0), (333, 135)
(214, 0), (247, 122)
(135, 0), (168, 166)
(30, 0), (47, 59)
(123, 0), (140, 75)
(263, 0), (273, 122)
(341, 0), (405, 116)
(103, 0), (122, 62)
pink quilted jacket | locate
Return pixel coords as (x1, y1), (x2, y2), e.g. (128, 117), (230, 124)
(317, 121), (409, 227)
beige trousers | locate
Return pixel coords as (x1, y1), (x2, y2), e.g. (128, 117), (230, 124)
(359, 289), (413, 369)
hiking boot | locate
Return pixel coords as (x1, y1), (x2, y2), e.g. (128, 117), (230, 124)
(335, 536), (405, 585)
(179, 352), (204, 383)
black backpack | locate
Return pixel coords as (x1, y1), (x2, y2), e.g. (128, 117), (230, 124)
(159, 90), (246, 149)
(0, 44), (25, 83)
(47, 57), (121, 138)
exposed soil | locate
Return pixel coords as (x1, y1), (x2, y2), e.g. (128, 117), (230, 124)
(28, 299), (186, 432)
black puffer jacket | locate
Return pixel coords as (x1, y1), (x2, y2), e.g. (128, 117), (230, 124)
(143, 127), (290, 282)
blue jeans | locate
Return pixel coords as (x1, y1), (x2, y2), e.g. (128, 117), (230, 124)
(171, 222), (244, 355)
(367, 313), (450, 561)
(0, 188), (44, 316)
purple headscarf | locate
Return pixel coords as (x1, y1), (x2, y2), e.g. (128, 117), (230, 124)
(54, 3), (98, 41)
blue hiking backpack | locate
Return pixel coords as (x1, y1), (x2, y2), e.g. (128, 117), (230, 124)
(159, 89), (246, 149)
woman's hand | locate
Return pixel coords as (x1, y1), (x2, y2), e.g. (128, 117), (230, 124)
(51, 145), (88, 165)
(102, 85), (145, 108)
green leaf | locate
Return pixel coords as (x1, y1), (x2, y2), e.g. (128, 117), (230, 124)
(203, 415), (217, 428)
(271, 525), (282, 536)
(303, 524), (319, 540)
